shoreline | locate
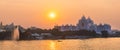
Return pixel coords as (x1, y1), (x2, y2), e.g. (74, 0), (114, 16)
(0, 36), (120, 41)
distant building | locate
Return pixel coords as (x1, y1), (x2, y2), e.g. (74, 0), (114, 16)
(18, 25), (26, 33)
(28, 26), (39, 30)
(4, 23), (15, 31)
(0, 22), (6, 32)
(54, 24), (77, 31)
(77, 16), (94, 30)
(0, 22), (16, 32)
(41, 33), (52, 36)
(96, 24), (111, 34)
(54, 15), (112, 34)
(60, 24), (77, 31)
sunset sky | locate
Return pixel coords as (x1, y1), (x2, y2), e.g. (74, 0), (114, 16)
(0, 0), (120, 30)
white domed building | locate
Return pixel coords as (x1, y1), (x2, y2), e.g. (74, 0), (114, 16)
(54, 15), (112, 34)
(76, 16), (95, 30)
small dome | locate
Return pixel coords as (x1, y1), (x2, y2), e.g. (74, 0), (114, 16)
(87, 17), (92, 21)
(81, 15), (86, 20)
(87, 17), (94, 24)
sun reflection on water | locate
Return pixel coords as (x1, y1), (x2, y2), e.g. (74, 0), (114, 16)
(49, 41), (56, 50)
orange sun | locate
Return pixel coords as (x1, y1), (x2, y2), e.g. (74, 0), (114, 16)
(49, 12), (56, 19)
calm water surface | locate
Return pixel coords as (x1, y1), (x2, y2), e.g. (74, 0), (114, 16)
(0, 38), (120, 50)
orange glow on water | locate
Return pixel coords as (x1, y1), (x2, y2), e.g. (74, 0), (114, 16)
(50, 41), (56, 50)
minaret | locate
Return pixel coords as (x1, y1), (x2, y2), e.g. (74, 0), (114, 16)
(0, 22), (3, 29)
(0, 22), (2, 26)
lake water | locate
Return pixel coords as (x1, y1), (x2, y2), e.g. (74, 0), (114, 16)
(0, 38), (120, 50)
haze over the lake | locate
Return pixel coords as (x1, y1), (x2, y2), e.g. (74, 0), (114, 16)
(0, 0), (120, 30)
